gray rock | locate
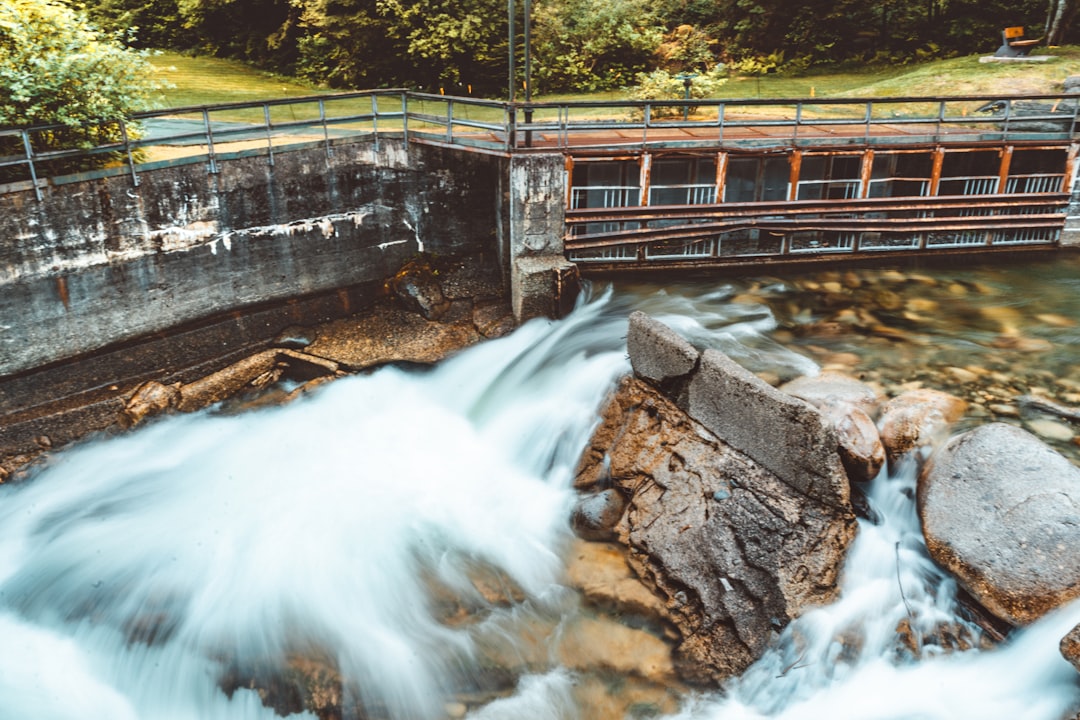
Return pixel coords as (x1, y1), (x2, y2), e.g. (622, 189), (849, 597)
(627, 311), (700, 387)
(577, 377), (857, 684)
(391, 261), (450, 320)
(687, 349), (851, 509)
(571, 488), (628, 541)
(919, 423), (1080, 625)
(1064, 75), (1080, 93)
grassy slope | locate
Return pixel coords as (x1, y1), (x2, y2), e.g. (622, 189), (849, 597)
(145, 46), (1080, 111)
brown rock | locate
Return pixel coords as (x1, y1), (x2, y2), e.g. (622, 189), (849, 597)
(878, 388), (967, 464)
(564, 539), (671, 625)
(818, 401), (886, 483)
(577, 377), (857, 684)
(919, 423), (1080, 625)
(1061, 623), (1080, 673)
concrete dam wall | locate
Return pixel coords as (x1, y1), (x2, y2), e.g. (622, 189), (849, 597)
(0, 138), (514, 380)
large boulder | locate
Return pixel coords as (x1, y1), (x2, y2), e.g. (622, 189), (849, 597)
(919, 423), (1080, 626)
(576, 376), (857, 684)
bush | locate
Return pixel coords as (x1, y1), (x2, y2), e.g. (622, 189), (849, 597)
(628, 67), (727, 116)
(0, 0), (166, 180)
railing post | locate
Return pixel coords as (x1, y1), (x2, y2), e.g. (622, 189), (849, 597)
(319, 98), (332, 158)
(935, 100), (946, 142)
(1002, 98), (1013, 141)
(864, 101), (873, 145)
(21, 129), (42, 201)
(793, 102), (802, 143)
(506, 103), (517, 151)
(202, 108), (218, 174)
(446, 98), (454, 143)
(263, 103), (275, 166)
(371, 94), (380, 152)
(717, 102), (725, 143)
(402, 92), (410, 144)
(120, 119), (140, 187)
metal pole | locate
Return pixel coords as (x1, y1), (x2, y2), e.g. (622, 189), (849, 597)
(508, 0), (515, 102)
(523, 0), (533, 146)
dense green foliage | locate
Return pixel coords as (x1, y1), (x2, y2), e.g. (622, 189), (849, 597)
(1, 0), (163, 128)
(69, 0), (1079, 97)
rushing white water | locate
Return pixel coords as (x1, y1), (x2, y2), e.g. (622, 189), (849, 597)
(1, 282), (1078, 719)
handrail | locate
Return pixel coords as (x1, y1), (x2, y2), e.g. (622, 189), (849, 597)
(2, 90), (1078, 196)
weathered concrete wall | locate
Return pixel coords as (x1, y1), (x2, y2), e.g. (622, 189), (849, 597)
(0, 139), (505, 379)
(507, 153), (579, 320)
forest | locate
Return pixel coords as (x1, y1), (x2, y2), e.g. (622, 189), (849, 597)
(77, 0), (1076, 96)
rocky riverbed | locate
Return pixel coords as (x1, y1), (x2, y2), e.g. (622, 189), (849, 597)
(3, 254), (1080, 719)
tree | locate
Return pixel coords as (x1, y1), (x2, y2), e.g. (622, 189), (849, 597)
(0, 0), (163, 127)
(1046, 0), (1077, 45)
(531, 0), (664, 93)
(0, 0), (165, 178)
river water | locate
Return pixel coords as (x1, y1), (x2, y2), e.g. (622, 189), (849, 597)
(1, 256), (1079, 719)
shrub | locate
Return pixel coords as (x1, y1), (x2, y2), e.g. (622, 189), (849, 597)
(0, 0), (166, 180)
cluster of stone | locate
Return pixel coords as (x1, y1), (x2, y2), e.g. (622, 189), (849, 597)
(572, 311), (1080, 684)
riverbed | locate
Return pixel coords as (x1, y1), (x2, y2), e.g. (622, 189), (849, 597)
(0, 255), (1078, 719)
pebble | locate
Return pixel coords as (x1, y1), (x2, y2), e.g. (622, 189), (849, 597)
(1026, 418), (1076, 443)
(989, 404), (1020, 417)
(1037, 313), (1077, 328)
(944, 367), (979, 384)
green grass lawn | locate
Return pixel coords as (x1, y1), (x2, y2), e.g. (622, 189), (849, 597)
(147, 51), (328, 109)
(145, 45), (1080, 114)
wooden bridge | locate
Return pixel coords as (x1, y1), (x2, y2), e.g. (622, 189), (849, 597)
(3, 89), (1080, 276)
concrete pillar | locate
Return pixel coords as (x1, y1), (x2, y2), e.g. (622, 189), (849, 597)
(508, 153), (580, 322)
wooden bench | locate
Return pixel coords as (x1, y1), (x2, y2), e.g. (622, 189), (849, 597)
(995, 26), (1043, 57)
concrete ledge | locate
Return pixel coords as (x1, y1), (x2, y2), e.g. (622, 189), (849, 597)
(626, 313), (850, 510)
(627, 310), (699, 385)
(511, 255), (580, 322)
(979, 55), (1055, 63)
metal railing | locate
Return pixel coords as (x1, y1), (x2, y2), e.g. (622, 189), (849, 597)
(3, 90), (1079, 198)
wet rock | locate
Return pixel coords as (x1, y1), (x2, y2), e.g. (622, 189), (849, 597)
(273, 325), (317, 349)
(878, 388), (967, 464)
(571, 674), (681, 720)
(390, 258), (451, 320)
(472, 300), (515, 338)
(1061, 624), (1080, 672)
(818, 401), (886, 483)
(781, 371), (882, 418)
(305, 303), (481, 371)
(564, 539), (671, 626)
(571, 489), (628, 541)
(919, 423), (1080, 625)
(578, 376), (857, 684)
(557, 614), (676, 684)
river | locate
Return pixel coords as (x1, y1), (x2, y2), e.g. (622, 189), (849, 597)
(1, 255), (1079, 719)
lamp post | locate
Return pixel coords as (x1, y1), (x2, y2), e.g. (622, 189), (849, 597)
(675, 72), (697, 121)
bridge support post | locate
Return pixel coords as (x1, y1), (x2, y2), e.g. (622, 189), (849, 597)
(508, 153), (580, 321)
(1063, 160), (1080, 247)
